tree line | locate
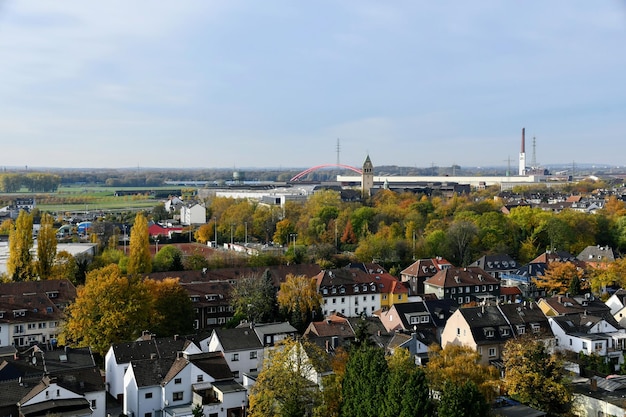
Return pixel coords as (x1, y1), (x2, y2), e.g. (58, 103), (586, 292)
(0, 173), (61, 192)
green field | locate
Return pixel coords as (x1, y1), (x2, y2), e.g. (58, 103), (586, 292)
(2, 185), (185, 213)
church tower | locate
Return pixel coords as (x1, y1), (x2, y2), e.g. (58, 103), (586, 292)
(362, 154), (374, 198)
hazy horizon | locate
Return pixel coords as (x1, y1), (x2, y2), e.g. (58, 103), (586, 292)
(1, 1), (625, 169)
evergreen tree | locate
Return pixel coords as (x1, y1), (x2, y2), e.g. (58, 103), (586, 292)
(127, 212), (152, 275)
(36, 212), (57, 279)
(341, 345), (388, 417)
(382, 348), (433, 417)
(437, 380), (489, 417)
(7, 210), (34, 281)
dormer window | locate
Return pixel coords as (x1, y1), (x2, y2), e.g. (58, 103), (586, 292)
(362, 285), (368, 292)
(517, 325), (526, 335)
(484, 328), (495, 338)
(46, 291), (59, 299)
(354, 286), (359, 293)
(500, 327), (510, 337)
(531, 323), (541, 333)
(332, 288), (337, 294)
(323, 288), (328, 295)
(340, 287), (345, 294)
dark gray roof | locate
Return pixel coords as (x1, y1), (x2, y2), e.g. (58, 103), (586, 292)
(188, 352), (233, 381)
(112, 337), (190, 363)
(459, 306), (514, 345)
(131, 358), (174, 387)
(212, 328), (263, 351)
(470, 254), (519, 272)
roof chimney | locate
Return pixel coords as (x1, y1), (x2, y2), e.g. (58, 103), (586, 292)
(521, 127), (525, 153)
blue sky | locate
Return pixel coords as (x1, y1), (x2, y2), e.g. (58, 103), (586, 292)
(1, 1), (625, 170)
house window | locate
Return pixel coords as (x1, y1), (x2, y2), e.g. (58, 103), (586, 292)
(410, 317), (418, 324)
(466, 287), (470, 293)
(582, 342), (588, 350)
(363, 296), (367, 301)
(482, 285), (486, 291)
(420, 316), (429, 323)
(594, 342), (603, 351)
(332, 288), (337, 294)
(531, 324), (540, 333)
(501, 328), (510, 336)
(172, 392), (183, 401)
(341, 309), (345, 314)
(475, 286), (480, 292)
(145, 413), (152, 417)
(457, 328), (461, 336)
(465, 296), (470, 303)
(371, 306), (375, 311)
(458, 297), (463, 304)
(324, 299), (327, 304)
(452, 288), (456, 294)
(175, 378), (182, 384)
(232, 353), (239, 361)
(371, 296), (375, 301)
(91, 400), (97, 409)
(332, 298), (336, 304)
(250, 368), (257, 373)
(250, 351), (258, 359)
(145, 392), (153, 399)
(38, 323), (46, 329)
(354, 286), (359, 293)
(489, 285), (493, 291)
(517, 325), (525, 335)
(398, 295), (402, 300)
(485, 329), (494, 338)
(207, 318), (217, 325)
(218, 317), (226, 324)
(323, 289), (328, 295)
(383, 295), (387, 300)
(197, 375), (203, 382)
(341, 297), (345, 303)
(233, 371), (240, 378)
(488, 348), (497, 357)
(340, 288), (345, 294)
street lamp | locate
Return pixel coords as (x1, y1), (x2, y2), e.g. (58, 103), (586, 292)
(244, 222), (248, 245)
(122, 225), (127, 254)
(213, 217), (217, 248)
(155, 236), (159, 254)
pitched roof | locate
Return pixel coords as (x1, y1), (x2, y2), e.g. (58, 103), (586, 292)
(470, 254), (519, 272)
(425, 266), (498, 288)
(400, 257), (453, 278)
(212, 328), (263, 351)
(304, 314), (355, 339)
(188, 352), (233, 381)
(111, 336), (191, 363)
(132, 358), (175, 387)
(577, 246), (616, 263)
(458, 306), (514, 345)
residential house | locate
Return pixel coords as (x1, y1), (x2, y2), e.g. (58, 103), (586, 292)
(441, 302), (553, 366)
(400, 257), (453, 296)
(500, 263), (547, 300)
(164, 196), (184, 214)
(0, 280), (76, 349)
(538, 294), (611, 318)
(0, 346), (106, 417)
(549, 313), (626, 372)
(204, 327), (264, 383)
(607, 290), (626, 328)
(303, 313), (356, 352)
(577, 245), (615, 269)
(387, 332), (431, 365)
(572, 376), (626, 417)
(315, 269), (382, 318)
(239, 322), (297, 347)
(470, 254), (519, 280)
(423, 267), (500, 305)
(123, 351), (246, 417)
(180, 204), (206, 226)
(104, 334), (201, 402)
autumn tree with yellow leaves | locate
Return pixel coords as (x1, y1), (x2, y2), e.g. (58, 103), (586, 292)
(277, 273), (322, 332)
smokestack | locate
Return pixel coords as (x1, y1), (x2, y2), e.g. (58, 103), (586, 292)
(521, 128), (525, 153)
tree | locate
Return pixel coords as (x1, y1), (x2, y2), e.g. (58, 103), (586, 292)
(382, 348), (432, 417)
(183, 253), (209, 270)
(51, 250), (78, 283)
(153, 245), (184, 271)
(534, 261), (585, 295)
(426, 344), (500, 403)
(277, 274), (322, 332)
(7, 210), (34, 281)
(341, 345), (388, 417)
(230, 270), (278, 324)
(144, 277), (195, 337)
(36, 212), (57, 279)
(445, 220), (479, 266)
(503, 337), (572, 416)
(152, 202), (168, 222)
(60, 264), (151, 356)
(127, 213), (152, 275)
(313, 348), (348, 417)
(437, 380), (489, 417)
(194, 223), (215, 244)
(248, 338), (327, 417)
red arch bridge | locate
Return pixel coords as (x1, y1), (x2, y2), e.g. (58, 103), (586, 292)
(290, 164), (362, 182)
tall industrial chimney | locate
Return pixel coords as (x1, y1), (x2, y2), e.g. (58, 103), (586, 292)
(519, 127), (526, 176)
